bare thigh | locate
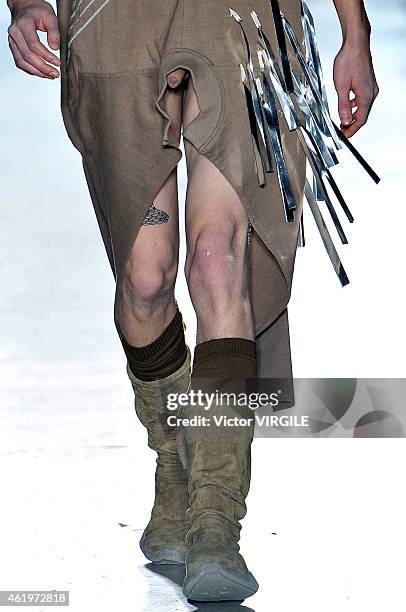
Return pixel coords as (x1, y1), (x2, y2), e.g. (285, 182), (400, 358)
(182, 79), (254, 342)
(114, 83), (184, 345)
(116, 73), (253, 345)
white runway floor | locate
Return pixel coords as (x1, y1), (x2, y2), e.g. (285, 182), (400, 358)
(1, 1), (405, 610)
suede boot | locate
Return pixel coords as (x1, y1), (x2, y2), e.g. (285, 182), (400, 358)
(181, 384), (259, 601)
(127, 347), (191, 564)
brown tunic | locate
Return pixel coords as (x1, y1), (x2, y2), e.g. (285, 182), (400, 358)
(56, 0), (307, 403)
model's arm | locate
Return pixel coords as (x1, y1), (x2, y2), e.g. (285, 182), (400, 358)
(7, 0), (60, 79)
(332, 0), (378, 137)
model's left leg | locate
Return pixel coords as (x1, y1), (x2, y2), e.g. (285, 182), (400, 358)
(180, 79), (259, 601)
(183, 102), (254, 342)
(184, 152), (254, 341)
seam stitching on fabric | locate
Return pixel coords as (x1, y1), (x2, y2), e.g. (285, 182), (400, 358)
(79, 68), (160, 77)
(67, 54), (86, 156)
(181, 0), (185, 48)
(198, 66), (228, 150)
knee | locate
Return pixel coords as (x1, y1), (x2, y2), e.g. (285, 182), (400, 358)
(185, 225), (244, 299)
(121, 255), (177, 309)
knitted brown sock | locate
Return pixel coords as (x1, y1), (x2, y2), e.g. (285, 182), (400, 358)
(118, 307), (188, 381)
(192, 337), (257, 379)
(179, 337), (257, 448)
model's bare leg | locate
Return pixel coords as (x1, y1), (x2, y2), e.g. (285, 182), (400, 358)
(183, 82), (254, 343)
(114, 71), (192, 567)
(114, 169), (179, 347)
(179, 78), (259, 602)
(114, 71), (186, 347)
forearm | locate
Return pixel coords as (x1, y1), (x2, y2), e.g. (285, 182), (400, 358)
(332, 0), (371, 43)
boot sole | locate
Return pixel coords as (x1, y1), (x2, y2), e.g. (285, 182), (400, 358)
(139, 533), (185, 565)
(183, 562), (259, 602)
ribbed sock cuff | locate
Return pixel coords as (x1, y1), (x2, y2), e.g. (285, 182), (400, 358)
(118, 306), (188, 381)
(192, 337), (257, 379)
(194, 337), (256, 363)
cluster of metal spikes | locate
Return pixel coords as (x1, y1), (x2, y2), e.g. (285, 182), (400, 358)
(229, 0), (380, 287)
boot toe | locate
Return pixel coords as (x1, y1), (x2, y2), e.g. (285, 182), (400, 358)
(183, 561), (258, 601)
(183, 542), (258, 601)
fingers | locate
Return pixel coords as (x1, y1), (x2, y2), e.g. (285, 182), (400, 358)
(341, 81), (378, 138)
(166, 68), (187, 89)
(43, 13), (60, 50)
(22, 19), (60, 66)
(9, 37), (50, 78)
(340, 100), (371, 138)
(337, 86), (354, 129)
(337, 78), (379, 136)
(8, 10), (60, 79)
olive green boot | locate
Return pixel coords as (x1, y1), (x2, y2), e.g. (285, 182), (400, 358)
(181, 394), (259, 601)
(127, 347), (191, 565)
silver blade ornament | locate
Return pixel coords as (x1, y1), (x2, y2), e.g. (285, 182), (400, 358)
(229, 1), (380, 287)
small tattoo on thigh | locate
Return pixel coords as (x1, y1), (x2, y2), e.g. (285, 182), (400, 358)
(142, 204), (170, 225)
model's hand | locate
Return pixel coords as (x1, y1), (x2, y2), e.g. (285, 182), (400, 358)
(8, 0), (60, 79)
(333, 38), (378, 138)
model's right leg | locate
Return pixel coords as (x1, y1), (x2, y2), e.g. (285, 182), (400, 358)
(112, 76), (195, 566)
(114, 169), (179, 347)
(56, 0), (193, 567)
(114, 75), (184, 349)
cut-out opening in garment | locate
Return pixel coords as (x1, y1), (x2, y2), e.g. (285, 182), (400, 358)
(102, 52), (301, 385)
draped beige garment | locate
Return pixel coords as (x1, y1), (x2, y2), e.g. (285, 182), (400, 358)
(56, 0), (306, 404)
